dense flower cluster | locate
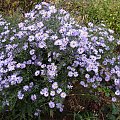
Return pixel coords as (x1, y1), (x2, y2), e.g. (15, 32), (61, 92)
(0, 2), (120, 116)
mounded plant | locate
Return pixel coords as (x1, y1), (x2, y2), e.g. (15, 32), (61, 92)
(0, 2), (120, 119)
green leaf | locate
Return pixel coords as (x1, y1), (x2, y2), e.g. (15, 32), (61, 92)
(107, 114), (116, 120)
(112, 103), (119, 115)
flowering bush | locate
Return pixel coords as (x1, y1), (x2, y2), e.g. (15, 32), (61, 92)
(0, 2), (120, 119)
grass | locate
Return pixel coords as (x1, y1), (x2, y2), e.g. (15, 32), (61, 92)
(53, 0), (120, 35)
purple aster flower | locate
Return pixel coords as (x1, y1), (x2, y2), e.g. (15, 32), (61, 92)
(56, 103), (62, 109)
(54, 39), (62, 46)
(85, 74), (90, 79)
(32, 55), (37, 60)
(56, 88), (62, 94)
(40, 88), (49, 97)
(77, 48), (85, 54)
(49, 6), (57, 13)
(30, 49), (35, 55)
(26, 60), (32, 65)
(50, 91), (55, 96)
(60, 92), (66, 98)
(49, 101), (55, 108)
(88, 22), (93, 27)
(68, 71), (73, 77)
(73, 72), (78, 77)
(29, 82), (34, 88)
(23, 85), (29, 91)
(70, 41), (78, 48)
(92, 84), (97, 88)
(35, 4), (42, 10)
(35, 70), (40, 76)
(80, 81), (85, 86)
(52, 82), (58, 89)
(105, 76), (110, 81)
(38, 41), (46, 48)
(115, 90), (120, 96)
(112, 97), (117, 102)
(17, 91), (24, 100)
(31, 94), (37, 101)
(114, 79), (120, 85)
(20, 63), (26, 69)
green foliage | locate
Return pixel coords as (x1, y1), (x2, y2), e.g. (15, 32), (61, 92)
(74, 111), (98, 120)
(55, 0), (120, 34)
(105, 103), (120, 120)
(0, 1), (120, 119)
(72, 102), (120, 120)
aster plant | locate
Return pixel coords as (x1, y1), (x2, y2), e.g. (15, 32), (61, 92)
(0, 2), (120, 119)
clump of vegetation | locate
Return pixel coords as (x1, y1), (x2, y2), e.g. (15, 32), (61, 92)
(0, 2), (120, 120)
(0, 1), (120, 119)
